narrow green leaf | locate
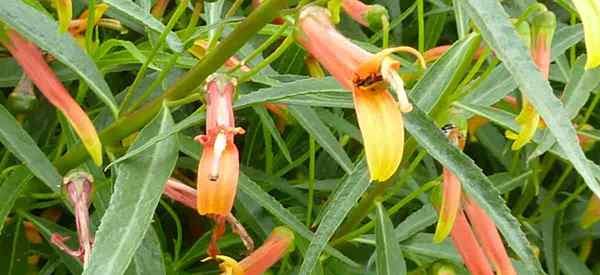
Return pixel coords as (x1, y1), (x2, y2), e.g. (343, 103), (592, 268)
(237, 173), (359, 267)
(298, 160), (370, 275)
(0, 217), (29, 275)
(253, 106), (293, 163)
(102, 0), (184, 52)
(463, 0), (600, 204)
(0, 167), (32, 235)
(562, 55), (600, 119)
(559, 246), (593, 275)
(410, 33), (481, 113)
(84, 105), (178, 275)
(542, 210), (562, 275)
(0, 1), (118, 117)
(374, 202), (407, 275)
(393, 205), (437, 242)
(288, 105), (354, 174)
(403, 105), (543, 274)
(462, 24), (584, 106)
(0, 105), (61, 192)
(124, 229), (166, 275)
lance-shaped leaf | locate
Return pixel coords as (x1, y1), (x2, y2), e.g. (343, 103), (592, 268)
(1, 29), (103, 165)
(83, 105), (178, 275)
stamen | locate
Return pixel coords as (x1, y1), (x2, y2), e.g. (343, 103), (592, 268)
(210, 132), (227, 181)
(381, 57), (412, 112)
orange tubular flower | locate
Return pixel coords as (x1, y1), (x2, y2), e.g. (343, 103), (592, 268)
(195, 74), (244, 216)
(340, 0), (388, 30)
(297, 6), (425, 182)
(449, 211), (495, 275)
(463, 197), (517, 275)
(433, 125), (465, 243)
(0, 29), (103, 165)
(207, 226), (295, 275)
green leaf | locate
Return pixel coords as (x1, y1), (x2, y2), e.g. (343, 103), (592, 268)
(374, 202), (407, 275)
(0, 1), (119, 117)
(461, 24), (584, 107)
(253, 106), (292, 163)
(102, 0), (184, 52)
(559, 246), (593, 275)
(562, 55), (600, 119)
(237, 173), (359, 267)
(0, 105), (61, 192)
(409, 33), (481, 113)
(0, 216), (29, 275)
(84, 105), (178, 275)
(288, 105), (354, 174)
(124, 229), (166, 275)
(542, 209), (562, 275)
(403, 105), (542, 274)
(393, 205), (437, 242)
(463, 0), (600, 207)
(298, 160), (370, 275)
(0, 167), (32, 235)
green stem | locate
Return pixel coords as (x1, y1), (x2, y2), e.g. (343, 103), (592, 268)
(581, 90), (600, 125)
(129, 1), (205, 112)
(119, 0), (189, 112)
(263, 122), (273, 174)
(417, 0), (425, 52)
(232, 22), (290, 73)
(239, 34), (295, 82)
(333, 178), (438, 245)
(335, 150), (426, 238)
(86, 0), (96, 54)
(306, 136), (316, 226)
(54, 0), (289, 173)
(381, 16), (389, 49)
(207, 0), (246, 50)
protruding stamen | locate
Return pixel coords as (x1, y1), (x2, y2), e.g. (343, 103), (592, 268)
(381, 57), (412, 112)
(210, 132), (227, 181)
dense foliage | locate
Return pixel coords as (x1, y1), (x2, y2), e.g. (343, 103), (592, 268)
(1, 0), (600, 274)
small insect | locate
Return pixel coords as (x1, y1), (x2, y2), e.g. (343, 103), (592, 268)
(441, 123), (457, 135)
(353, 72), (384, 90)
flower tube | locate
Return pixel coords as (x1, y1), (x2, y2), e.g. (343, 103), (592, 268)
(207, 226), (295, 275)
(297, 6), (425, 182)
(0, 29), (103, 165)
(195, 74), (244, 216)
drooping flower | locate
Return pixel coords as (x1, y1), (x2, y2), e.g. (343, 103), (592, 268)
(433, 124), (465, 243)
(432, 124), (516, 275)
(340, 0), (388, 30)
(51, 170), (94, 264)
(297, 6), (425, 182)
(571, 0), (600, 69)
(0, 29), (103, 165)
(506, 11), (555, 150)
(195, 74), (244, 217)
(463, 197), (517, 275)
(206, 226), (295, 275)
(53, 0), (73, 33)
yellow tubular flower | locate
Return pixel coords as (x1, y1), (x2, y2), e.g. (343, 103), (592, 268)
(571, 0), (600, 69)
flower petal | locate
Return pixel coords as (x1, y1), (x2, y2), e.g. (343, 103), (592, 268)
(433, 167), (462, 243)
(571, 0), (600, 69)
(197, 143), (240, 216)
(353, 88), (403, 182)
